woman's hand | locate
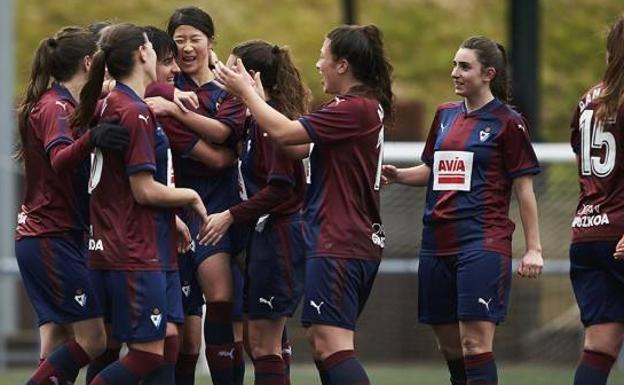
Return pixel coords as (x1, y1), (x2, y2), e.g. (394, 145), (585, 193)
(381, 164), (399, 185)
(175, 215), (192, 254)
(198, 210), (234, 246)
(517, 249), (543, 278)
(146, 96), (178, 117)
(213, 59), (256, 99)
(173, 89), (199, 112)
(614, 235), (624, 259)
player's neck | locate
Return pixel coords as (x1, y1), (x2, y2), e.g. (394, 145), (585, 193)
(117, 73), (148, 99)
(464, 90), (494, 113)
(59, 74), (87, 104)
(190, 67), (214, 87)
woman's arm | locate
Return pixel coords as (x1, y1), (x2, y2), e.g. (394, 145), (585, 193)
(281, 144), (311, 160)
(214, 61), (310, 146)
(188, 140), (237, 169)
(128, 171), (207, 219)
(513, 175), (543, 278)
(382, 164), (430, 187)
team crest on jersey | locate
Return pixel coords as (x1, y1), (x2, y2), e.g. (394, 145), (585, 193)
(432, 151), (474, 191)
(181, 281), (191, 298)
(371, 223), (386, 248)
(74, 289), (87, 307)
(479, 127), (491, 142)
(150, 307), (163, 328)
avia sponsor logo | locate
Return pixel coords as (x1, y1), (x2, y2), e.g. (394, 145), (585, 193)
(88, 238), (104, 251)
(572, 204), (610, 228)
(432, 151), (473, 191)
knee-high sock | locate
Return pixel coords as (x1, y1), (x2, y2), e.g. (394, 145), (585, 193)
(322, 350), (370, 385)
(253, 354), (285, 385)
(89, 348), (164, 385)
(204, 302), (235, 385)
(573, 349), (616, 385)
(26, 339), (91, 385)
(175, 353), (199, 385)
(446, 357), (466, 385)
(143, 335), (180, 385)
(233, 341), (245, 385)
(464, 352), (497, 385)
(86, 347), (121, 384)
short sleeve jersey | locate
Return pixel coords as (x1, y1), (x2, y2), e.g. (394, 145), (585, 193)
(239, 112), (305, 216)
(420, 99), (540, 256)
(16, 83), (90, 239)
(88, 83), (176, 271)
(170, 73), (246, 212)
(298, 95), (385, 261)
(570, 83), (624, 243)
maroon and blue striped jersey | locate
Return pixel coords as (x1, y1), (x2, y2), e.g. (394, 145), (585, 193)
(420, 99), (540, 256)
(172, 73), (246, 213)
(232, 113), (306, 221)
(88, 82), (176, 271)
(298, 95), (385, 261)
(16, 83), (90, 239)
(570, 83), (624, 243)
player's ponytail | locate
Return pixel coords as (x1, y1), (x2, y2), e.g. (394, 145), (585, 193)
(16, 26), (97, 161)
(326, 24), (395, 125)
(460, 36), (511, 104)
(232, 40), (309, 119)
(595, 15), (624, 122)
(71, 23), (147, 130)
(70, 49), (106, 130)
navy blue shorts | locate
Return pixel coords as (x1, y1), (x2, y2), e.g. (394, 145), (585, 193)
(246, 215), (305, 320)
(301, 257), (379, 330)
(90, 270), (167, 343)
(184, 214), (249, 268)
(418, 250), (512, 324)
(178, 252), (204, 317)
(570, 241), (624, 326)
(15, 234), (101, 326)
(166, 271), (185, 324)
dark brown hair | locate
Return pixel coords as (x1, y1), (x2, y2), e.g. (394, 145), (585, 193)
(232, 40), (309, 119)
(71, 23), (146, 130)
(595, 16), (624, 122)
(326, 24), (395, 125)
(460, 36), (510, 104)
(16, 26), (98, 160)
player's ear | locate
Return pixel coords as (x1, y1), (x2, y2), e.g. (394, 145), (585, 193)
(336, 58), (349, 75)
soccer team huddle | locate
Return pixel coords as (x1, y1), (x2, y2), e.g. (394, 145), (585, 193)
(12, 4), (624, 385)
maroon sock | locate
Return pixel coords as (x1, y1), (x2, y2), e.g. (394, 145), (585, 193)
(175, 353), (200, 385)
(573, 349), (616, 385)
(90, 349), (164, 385)
(28, 339), (90, 385)
(253, 354), (285, 385)
(323, 350), (370, 385)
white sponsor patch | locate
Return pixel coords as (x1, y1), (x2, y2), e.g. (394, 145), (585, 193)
(432, 151), (473, 191)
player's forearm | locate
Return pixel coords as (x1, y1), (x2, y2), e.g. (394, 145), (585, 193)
(281, 143), (311, 160)
(229, 182), (293, 223)
(172, 109), (231, 144)
(189, 140), (237, 169)
(48, 133), (93, 174)
(241, 88), (308, 146)
(514, 176), (542, 252)
(397, 164), (430, 186)
(130, 174), (200, 208)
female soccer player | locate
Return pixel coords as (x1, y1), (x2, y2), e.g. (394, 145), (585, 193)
(569, 16), (624, 385)
(15, 26), (128, 385)
(163, 7), (248, 385)
(382, 36), (543, 385)
(71, 23), (208, 385)
(202, 40), (308, 385)
(213, 24), (393, 385)
(143, 25), (240, 385)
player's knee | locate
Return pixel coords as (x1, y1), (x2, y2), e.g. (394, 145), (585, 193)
(437, 343), (463, 359)
(460, 335), (488, 356)
(77, 330), (107, 359)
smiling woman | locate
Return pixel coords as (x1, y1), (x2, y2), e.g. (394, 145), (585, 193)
(381, 35), (543, 385)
